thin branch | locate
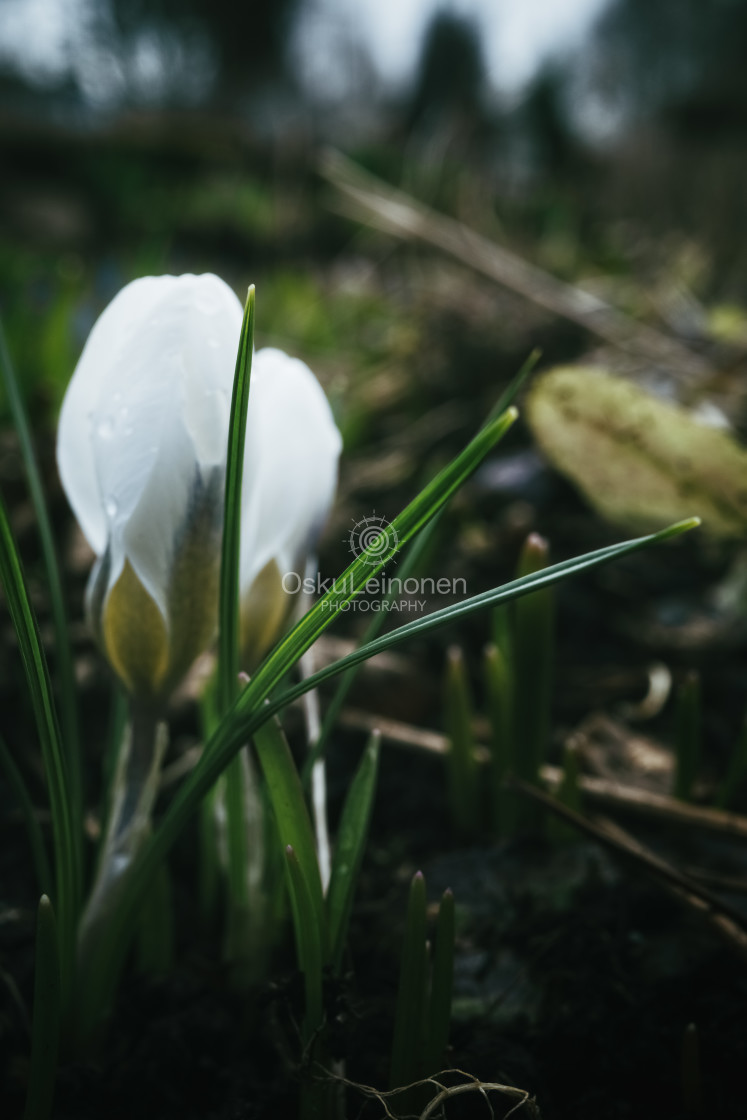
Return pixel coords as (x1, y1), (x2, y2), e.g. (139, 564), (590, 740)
(320, 150), (711, 381)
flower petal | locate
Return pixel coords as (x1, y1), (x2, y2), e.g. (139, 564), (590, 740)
(239, 347), (342, 599)
(58, 274), (242, 620)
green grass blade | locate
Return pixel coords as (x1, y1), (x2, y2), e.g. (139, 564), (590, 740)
(216, 287), (255, 965)
(0, 320), (83, 853)
(253, 715), (326, 956)
(264, 519), (701, 723)
(0, 735), (52, 896)
(218, 285), (255, 714)
(284, 845), (324, 1041)
(327, 731), (380, 971)
(390, 870), (428, 1089)
(425, 888), (455, 1076)
(24, 895), (60, 1120)
(674, 670), (701, 802)
(0, 491), (78, 1013)
(513, 533), (554, 829)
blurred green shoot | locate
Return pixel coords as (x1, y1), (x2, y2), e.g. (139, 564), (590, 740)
(444, 646), (480, 837)
(483, 641), (514, 835)
(674, 671), (701, 802)
(425, 887), (455, 1076)
(390, 874), (455, 1113)
(390, 871), (428, 1092)
(24, 896), (60, 1120)
(513, 532), (554, 830)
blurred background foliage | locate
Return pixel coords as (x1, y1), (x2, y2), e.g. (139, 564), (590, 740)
(1, 0), (747, 434)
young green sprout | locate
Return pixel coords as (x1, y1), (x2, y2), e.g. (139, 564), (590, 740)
(390, 873), (456, 1116)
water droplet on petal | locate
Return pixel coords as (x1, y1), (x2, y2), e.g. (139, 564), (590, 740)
(97, 417), (114, 440)
(105, 498), (118, 518)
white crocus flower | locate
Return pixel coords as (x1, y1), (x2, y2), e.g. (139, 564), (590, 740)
(60, 271), (342, 968)
(238, 346), (342, 668)
(57, 272), (242, 705)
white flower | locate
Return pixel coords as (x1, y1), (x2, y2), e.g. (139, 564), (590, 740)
(57, 273), (342, 699)
(57, 272), (242, 703)
(239, 347), (342, 667)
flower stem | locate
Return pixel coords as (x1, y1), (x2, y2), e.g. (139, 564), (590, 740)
(76, 704), (167, 1024)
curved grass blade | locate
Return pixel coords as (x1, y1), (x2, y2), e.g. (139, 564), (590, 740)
(0, 492), (78, 1013)
(327, 730), (380, 972)
(0, 320), (82, 844)
(0, 735), (52, 896)
(264, 518), (701, 722)
(253, 714), (326, 957)
(24, 895), (60, 1120)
